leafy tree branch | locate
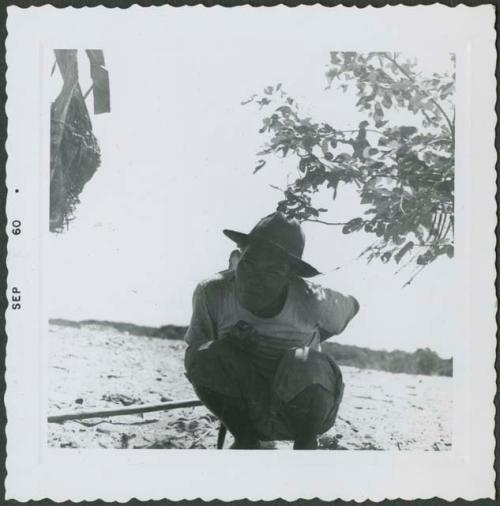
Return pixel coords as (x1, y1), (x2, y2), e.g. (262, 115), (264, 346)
(380, 53), (454, 136)
(244, 52), (455, 282)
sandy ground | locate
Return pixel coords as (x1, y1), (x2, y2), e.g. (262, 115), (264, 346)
(48, 323), (452, 450)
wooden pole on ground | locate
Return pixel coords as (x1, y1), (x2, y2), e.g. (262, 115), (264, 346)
(48, 398), (203, 423)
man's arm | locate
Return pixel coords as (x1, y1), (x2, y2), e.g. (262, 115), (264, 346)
(184, 282), (217, 370)
(314, 287), (360, 341)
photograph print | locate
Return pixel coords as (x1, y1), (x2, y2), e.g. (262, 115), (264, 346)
(47, 19), (456, 453)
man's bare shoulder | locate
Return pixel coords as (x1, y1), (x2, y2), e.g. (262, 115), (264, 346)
(292, 276), (330, 299)
(292, 277), (358, 309)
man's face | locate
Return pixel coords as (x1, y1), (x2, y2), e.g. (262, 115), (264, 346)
(235, 241), (291, 315)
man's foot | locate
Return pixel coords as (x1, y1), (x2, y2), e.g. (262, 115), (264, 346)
(293, 436), (318, 450)
(230, 438), (262, 450)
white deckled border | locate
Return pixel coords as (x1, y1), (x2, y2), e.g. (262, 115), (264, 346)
(4, 4), (497, 501)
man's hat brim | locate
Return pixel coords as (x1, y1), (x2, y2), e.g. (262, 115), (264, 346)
(223, 229), (321, 278)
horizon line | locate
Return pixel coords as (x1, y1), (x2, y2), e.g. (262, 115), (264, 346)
(48, 317), (453, 361)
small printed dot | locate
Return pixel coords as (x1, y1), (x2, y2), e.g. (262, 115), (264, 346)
(14, 189), (19, 193)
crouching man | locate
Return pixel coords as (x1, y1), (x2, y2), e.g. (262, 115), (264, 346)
(184, 212), (359, 449)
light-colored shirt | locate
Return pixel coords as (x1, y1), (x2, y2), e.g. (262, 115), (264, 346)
(185, 270), (359, 360)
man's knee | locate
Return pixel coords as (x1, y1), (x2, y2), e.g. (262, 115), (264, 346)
(288, 384), (333, 412)
(193, 385), (246, 413)
(185, 339), (253, 397)
(185, 339), (236, 374)
(283, 383), (339, 437)
(273, 347), (343, 403)
(289, 348), (341, 376)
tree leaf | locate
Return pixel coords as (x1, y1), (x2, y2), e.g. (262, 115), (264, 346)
(395, 241), (414, 263)
(298, 158), (308, 173)
(374, 103), (384, 120)
(382, 94), (392, 108)
(375, 119), (389, 128)
(253, 160), (266, 174)
(342, 217), (364, 234)
(381, 251), (392, 263)
(320, 138), (331, 157)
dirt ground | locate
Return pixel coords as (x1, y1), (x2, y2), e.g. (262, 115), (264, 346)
(48, 323), (452, 450)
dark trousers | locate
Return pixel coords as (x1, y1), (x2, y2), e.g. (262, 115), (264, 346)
(185, 338), (344, 441)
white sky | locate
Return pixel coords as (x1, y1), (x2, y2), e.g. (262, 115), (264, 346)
(46, 8), (458, 358)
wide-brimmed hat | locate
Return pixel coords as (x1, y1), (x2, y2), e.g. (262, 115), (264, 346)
(223, 212), (320, 278)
